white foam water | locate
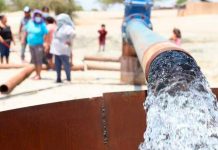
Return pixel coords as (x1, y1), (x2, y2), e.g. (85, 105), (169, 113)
(139, 51), (218, 150)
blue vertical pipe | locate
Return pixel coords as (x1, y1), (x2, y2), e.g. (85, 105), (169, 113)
(126, 19), (167, 71)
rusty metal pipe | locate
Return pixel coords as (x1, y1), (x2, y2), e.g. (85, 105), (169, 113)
(84, 55), (120, 62)
(85, 61), (120, 71)
(0, 65), (35, 93)
(126, 20), (190, 81)
(0, 64), (27, 69)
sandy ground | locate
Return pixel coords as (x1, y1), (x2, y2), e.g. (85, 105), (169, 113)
(0, 9), (218, 111)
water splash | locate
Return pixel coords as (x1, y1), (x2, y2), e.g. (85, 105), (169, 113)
(139, 51), (218, 150)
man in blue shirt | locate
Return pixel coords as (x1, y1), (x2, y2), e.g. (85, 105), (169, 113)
(22, 9), (48, 80)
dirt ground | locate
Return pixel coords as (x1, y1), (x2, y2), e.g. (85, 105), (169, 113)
(1, 9), (218, 111)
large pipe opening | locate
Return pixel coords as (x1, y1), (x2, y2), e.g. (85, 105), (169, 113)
(0, 85), (9, 93)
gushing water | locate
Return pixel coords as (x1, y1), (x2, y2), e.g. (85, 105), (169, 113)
(139, 51), (218, 150)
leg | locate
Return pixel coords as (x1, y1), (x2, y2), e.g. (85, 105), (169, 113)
(0, 56), (3, 64)
(35, 65), (42, 80)
(0, 53), (3, 64)
(29, 46), (37, 77)
(21, 43), (27, 61)
(6, 56), (9, 64)
(6, 48), (10, 64)
(55, 55), (62, 82)
(47, 53), (54, 69)
(98, 44), (101, 52)
(102, 44), (105, 51)
(61, 55), (71, 81)
(30, 45), (43, 79)
(42, 51), (49, 69)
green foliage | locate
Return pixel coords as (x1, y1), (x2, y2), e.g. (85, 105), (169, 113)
(0, 0), (6, 12)
(10, 0), (82, 15)
(50, 0), (77, 16)
(99, 0), (123, 5)
(176, 0), (187, 5)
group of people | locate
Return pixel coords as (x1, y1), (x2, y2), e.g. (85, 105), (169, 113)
(0, 6), (181, 83)
(0, 6), (76, 83)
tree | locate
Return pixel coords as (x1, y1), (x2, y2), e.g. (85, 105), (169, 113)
(176, 0), (187, 5)
(10, 0), (82, 14)
(0, 0), (6, 12)
(99, 0), (122, 5)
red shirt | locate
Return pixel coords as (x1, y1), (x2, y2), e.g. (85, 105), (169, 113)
(98, 29), (107, 44)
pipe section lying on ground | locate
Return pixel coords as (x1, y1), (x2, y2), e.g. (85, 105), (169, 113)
(0, 65), (35, 93)
(72, 64), (85, 71)
(84, 55), (120, 62)
(85, 61), (120, 71)
(0, 64), (28, 69)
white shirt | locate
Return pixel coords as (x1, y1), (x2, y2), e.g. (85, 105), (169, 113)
(50, 24), (75, 56)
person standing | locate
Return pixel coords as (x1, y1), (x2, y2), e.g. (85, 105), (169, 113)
(42, 6), (50, 19)
(19, 6), (31, 63)
(98, 24), (107, 52)
(50, 14), (75, 83)
(0, 15), (15, 64)
(44, 16), (57, 69)
(23, 10), (48, 80)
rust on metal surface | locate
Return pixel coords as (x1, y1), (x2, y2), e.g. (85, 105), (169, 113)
(122, 41), (137, 57)
(141, 41), (191, 80)
(84, 55), (120, 62)
(120, 56), (145, 84)
(0, 97), (107, 150)
(103, 91), (147, 150)
(0, 65), (35, 93)
(0, 89), (218, 149)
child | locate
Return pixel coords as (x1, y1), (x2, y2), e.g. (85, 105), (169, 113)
(98, 24), (107, 52)
(0, 15), (15, 64)
(170, 28), (182, 46)
(50, 14), (75, 83)
(23, 10), (48, 80)
(44, 16), (57, 69)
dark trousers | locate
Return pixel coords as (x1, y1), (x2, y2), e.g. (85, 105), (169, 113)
(55, 55), (71, 82)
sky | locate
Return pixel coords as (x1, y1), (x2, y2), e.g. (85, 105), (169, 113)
(75, 0), (101, 11)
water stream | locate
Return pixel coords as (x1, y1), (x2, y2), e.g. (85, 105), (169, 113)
(139, 51), (218, 150)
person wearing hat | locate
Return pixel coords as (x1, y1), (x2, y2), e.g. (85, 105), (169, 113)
(22, 9), (48, 80)
(19, 6), (31, 62)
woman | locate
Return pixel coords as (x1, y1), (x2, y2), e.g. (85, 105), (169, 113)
(50, 14), (75, 83)
(0, 15), (15, 64)
(23, 10), (48, 80)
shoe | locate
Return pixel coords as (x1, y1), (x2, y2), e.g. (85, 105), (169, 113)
(56, 79), (62, 83)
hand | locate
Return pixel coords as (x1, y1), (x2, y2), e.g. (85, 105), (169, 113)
(43, 43), (49, 53)
(0, 36), (3, 43)
(65, 41), (71, 46)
